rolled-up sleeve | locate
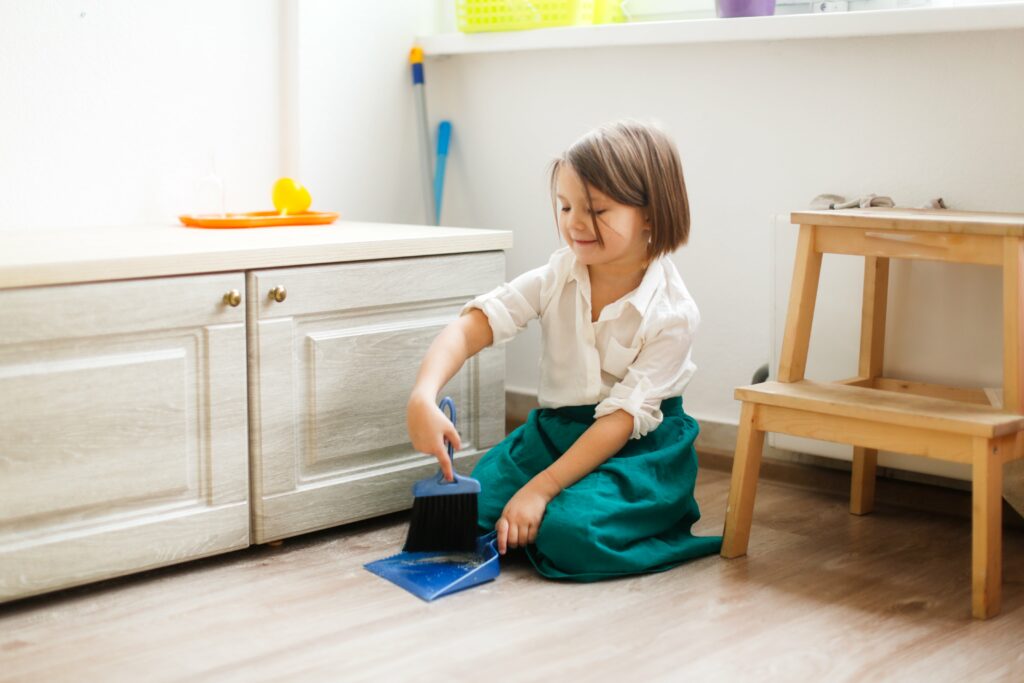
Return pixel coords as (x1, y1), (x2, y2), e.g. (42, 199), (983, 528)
(593, 304), (699, 439)
(460, 263), (548, 346)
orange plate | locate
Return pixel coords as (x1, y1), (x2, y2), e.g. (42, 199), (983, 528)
(179, 211), (340, 229)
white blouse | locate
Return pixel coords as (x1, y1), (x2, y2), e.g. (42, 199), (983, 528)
(462, 246), (699, 439)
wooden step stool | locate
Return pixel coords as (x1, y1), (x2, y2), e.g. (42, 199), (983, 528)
(721, 208), (1024, 619)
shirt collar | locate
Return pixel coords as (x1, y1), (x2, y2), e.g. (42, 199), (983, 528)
(567, 256), (589, 288)
(626, 256), (664, 315)
(567, 253), (665, 319)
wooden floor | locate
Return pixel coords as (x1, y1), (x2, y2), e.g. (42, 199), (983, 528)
(2, 467), (1023, 683)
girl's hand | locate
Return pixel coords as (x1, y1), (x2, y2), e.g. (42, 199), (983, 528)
(496, 474), (561, 554)
(407, 392), (462, 482)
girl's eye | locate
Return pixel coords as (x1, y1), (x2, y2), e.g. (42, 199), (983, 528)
(559, 207), (605, 215)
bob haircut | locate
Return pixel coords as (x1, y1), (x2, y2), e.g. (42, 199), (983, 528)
(549, 120), (691, 259)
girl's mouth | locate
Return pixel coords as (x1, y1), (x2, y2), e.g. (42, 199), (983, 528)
(573, 239), (598, 247)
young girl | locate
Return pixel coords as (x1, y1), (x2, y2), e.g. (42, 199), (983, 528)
(406, 120), (722, 581)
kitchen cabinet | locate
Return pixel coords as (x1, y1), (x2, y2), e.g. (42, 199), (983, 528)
(0, 223), (511, 601)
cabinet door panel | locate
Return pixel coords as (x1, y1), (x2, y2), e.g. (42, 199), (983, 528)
(0, 274), (249, 602)
(0, 347), (190, 518)
(250, 252), (506, 542)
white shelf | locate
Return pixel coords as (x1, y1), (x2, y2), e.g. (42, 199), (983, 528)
(419, 3), (1024, 55)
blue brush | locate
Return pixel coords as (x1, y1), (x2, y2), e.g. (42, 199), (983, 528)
(433, 120), (451, 225)
(403, 397), (481, 552)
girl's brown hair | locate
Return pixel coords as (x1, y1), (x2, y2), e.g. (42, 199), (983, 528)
(549, 120), (690, 258)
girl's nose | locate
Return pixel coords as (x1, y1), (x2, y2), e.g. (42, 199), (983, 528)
(567, 209), (590, 232)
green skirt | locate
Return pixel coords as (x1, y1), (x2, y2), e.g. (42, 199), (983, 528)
(472, 396), (722, 582)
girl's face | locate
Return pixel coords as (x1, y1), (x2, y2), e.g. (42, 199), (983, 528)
(556, 165), (650, 270)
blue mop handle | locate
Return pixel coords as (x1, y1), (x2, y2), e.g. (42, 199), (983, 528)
(433, 121), (451, 225)
(438, 396), (456, 463)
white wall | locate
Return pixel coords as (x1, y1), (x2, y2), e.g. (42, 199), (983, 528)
(5, 2), (1022, 435)
(426, 29), (1024, 427)
(0, 1), (430, 232)
(0, 1), (282, 231)
(295, 0), (431, 224)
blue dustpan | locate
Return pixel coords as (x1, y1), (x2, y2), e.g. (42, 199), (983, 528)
(365, 531), (499, 601)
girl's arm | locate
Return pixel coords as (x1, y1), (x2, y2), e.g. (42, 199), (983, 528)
(541, 409), (634, 493)
(496, 408), (633, 553)
(407, 309), (494, 481)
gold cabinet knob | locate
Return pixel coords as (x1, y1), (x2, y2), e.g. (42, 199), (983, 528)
(223, 289), (242, 307)
(269, 285), (287, 303)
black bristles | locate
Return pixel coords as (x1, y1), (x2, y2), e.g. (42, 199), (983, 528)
(403, 492), (479, 552)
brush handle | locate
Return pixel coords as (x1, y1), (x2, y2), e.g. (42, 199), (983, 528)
(409, 47), (435, 226)
(439, 396), (457, 463)
(433, 121), (451, 225)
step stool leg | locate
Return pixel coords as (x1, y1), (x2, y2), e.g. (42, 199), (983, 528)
(850, 256), (888, 516)
(1001, 236), (1024, 413)
(778, 225), (822, 383)
(851, 447), (878, 515)
(722, 402), (766, 559)
(972, 436), (1004, 619)
(1001, 236), (1024, 520)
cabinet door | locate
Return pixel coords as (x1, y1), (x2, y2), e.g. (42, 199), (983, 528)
(0, 274), (249, 602)
(249, 252), (505, 542)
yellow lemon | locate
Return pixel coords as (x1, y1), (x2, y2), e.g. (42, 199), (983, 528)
(272, 177), (312, 215)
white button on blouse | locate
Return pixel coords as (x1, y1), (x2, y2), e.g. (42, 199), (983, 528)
(462, 247), (699, 439)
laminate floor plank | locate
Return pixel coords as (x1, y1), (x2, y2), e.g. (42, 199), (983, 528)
(2, 468), (1022, 682)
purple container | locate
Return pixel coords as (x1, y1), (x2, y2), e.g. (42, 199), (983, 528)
(716, 0), (776, 17)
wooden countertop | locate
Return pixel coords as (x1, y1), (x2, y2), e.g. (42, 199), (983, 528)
(0, 222), (513, 289)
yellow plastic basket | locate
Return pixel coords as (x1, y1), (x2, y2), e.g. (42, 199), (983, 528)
(455, 0), (597, 33)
